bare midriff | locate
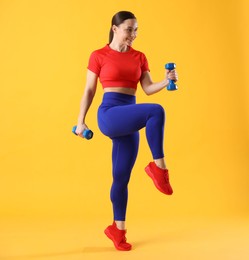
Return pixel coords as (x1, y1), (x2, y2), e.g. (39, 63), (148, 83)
(104, 87), (136, 96)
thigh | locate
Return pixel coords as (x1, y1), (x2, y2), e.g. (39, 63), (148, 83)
(98, 103), (160, 138)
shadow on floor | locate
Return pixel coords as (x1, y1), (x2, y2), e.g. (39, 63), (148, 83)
(1, 245), (120, 259)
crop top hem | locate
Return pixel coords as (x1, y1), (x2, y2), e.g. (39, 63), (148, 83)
(87, 69), (145, 89)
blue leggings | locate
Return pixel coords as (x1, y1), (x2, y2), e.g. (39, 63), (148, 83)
(98, 92), (165, 221)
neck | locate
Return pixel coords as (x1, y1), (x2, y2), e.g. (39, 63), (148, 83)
(109, 42), (129, 52)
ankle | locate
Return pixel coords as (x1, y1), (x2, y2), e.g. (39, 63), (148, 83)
(114, 221), (126, 230)
(154, 159), (166, 170)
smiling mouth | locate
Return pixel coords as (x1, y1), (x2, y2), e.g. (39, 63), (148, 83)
(126, 37), (136, 46)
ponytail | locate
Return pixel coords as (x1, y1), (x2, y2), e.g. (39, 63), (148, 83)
(109, 27), (114, 44)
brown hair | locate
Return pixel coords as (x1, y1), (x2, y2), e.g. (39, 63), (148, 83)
(109, 11), (136, 43)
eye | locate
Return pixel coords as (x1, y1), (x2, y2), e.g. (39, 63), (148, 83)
(125, 28), (138, 34)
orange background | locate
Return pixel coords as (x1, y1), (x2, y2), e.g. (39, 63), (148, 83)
(0, 0), (248, 259)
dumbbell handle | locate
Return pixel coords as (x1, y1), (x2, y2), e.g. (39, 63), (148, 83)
(72, 126), (93, 140)
(165, 63), (178, 91)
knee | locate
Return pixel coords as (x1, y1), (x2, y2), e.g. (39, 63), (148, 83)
(113, 171), (130, 188)
(152, 104), (165, 120)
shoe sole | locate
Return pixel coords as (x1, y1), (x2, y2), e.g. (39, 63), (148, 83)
(104, 228), (132, 251)
(145, 166), (173, 195)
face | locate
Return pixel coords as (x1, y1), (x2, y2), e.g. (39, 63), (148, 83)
(113, 19), (138, 46)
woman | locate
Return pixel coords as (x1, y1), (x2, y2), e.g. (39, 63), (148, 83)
(75, 11), (178, 251)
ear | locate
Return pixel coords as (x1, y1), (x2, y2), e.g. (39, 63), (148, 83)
(112, 25), (118, 33)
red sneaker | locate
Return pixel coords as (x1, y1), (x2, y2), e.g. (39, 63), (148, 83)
(104, 222), (132, 251)
(145, 162), (173, 195)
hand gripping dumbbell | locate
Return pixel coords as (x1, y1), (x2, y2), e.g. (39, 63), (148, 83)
(165, 63), (178, 91)
(72, 126), (93, 140)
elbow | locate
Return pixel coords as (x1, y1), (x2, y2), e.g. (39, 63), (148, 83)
(86, 86), (96, 98)
(143, 88), (153, 96)
(145, 91), (153, 96)
(87, 88), (95, 97)
(142, 86), (152, 96)
(141, 81), (154, 95)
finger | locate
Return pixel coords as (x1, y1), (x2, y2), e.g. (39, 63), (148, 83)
(78, 133), (84, 138)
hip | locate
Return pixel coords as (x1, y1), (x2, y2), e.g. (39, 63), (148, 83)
(99, 92), (136, 108)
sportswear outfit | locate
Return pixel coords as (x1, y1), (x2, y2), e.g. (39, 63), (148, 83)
(87, 44), (173, 250)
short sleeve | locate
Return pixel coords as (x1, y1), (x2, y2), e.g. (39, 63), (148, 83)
(87, 51), (101, 76)
(141, 53), (150, 72)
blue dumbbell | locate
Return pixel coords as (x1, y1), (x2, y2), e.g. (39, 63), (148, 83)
(72, 126), (93, 140)
(165, 63), (178, 91)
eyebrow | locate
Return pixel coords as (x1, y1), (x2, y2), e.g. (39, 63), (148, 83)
(126, 26), (138, 30)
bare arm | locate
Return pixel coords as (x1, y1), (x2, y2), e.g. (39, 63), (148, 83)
(75, 69), (98, 136)
(140, 70), (178, 95)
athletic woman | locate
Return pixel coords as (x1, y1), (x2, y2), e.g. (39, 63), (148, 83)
(75, 11), (178, 251)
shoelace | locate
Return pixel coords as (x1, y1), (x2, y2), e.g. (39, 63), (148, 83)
(164, 172), (169, 182)
(119, 235), (128, 244)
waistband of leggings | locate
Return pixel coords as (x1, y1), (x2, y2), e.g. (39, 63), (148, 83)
(101, 92), (136, 106)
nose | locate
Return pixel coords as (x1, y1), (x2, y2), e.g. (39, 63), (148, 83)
(131, 30), (137, 38)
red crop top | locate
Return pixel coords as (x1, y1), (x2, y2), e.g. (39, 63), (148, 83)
(87, 44), (150, 89)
